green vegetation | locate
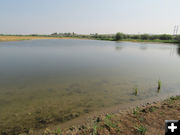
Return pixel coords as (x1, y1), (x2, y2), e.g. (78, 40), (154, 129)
(115, 32), (124, 41)
(92, 123), (97, 135)
(133, 107), (140, 116)
(104, 114), (120, 131)
(158, 80), (161, 91)
(1, 32), (180, 44)
(149, 106), (156, 112)
(134, 88), (138, 96)
(135, 125), (147, 135)
(55, 128), (62, 135)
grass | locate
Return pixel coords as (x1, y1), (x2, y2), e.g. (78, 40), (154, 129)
(166, 96), (180, 104)
(55, 128), (62, 135)
(133, 107), (140, 116)
(0, 35), (63, 42)
(139, 117), (145, 122)
(105, 113), (112, 119)
(92, 123), (97, 135)
(149, 106), (156, 112)
(104, 114), (120, 132)
(135, 125), (147, 135)
(122, 39), (179, 44)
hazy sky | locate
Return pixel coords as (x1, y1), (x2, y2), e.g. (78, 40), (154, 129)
(0, 0), (180, 34)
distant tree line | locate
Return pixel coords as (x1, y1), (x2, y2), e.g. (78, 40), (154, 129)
(49, 32), (180, 43)
(1, 32), (180, 43)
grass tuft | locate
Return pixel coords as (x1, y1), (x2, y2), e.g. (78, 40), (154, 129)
(56, 128), (62, 135)
(92, 123), (97, 135)
(135, 125), (147, 135)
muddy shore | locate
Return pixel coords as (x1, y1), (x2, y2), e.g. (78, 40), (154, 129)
(14, 95), (180, 135)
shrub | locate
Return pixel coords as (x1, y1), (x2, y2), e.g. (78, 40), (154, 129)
(159, 34), (173, 40)
(115, 32), (124, 41)
(175, 35), (180, 42)
(140, 34), (150, 40)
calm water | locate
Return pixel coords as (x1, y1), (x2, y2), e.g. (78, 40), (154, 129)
(0, 39), (180, 131)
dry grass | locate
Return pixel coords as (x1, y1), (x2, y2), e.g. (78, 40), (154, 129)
(0, 36), (71, 42)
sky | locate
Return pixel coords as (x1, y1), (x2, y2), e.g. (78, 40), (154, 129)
(0, 0), (180, 35)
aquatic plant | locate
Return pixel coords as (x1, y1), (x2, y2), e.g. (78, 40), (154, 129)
(157, 80), (161, 92)
(134, 88), (138, 96)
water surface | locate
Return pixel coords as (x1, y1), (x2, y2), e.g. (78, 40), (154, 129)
(0, 39), (180, 132)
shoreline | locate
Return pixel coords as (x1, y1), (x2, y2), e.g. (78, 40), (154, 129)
(26, 94), (180, 135)
(0, 35), (179, 45)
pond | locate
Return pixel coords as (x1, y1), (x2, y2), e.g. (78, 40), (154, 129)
(0, 39), (180, 133)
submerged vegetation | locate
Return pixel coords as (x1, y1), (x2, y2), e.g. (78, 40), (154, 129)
(1, 32), (180, 44)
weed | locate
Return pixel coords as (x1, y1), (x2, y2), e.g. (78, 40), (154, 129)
(56, 128), (62, 135)
(104, 114), (120, 132)
(149, 106), (156, 112)
(135, 125), (147, 135)
(93, 123), (97, 135)
(170, 96), (180, 101)
(133, 107), (140, 116)
(105, 113), (112, 119)
(139, 117), (144, 122)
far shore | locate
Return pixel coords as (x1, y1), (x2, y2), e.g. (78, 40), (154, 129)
(0, 35), (180, 45)
(0, 35), (76, 42)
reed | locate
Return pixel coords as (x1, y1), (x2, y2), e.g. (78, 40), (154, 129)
(134, 88), (138, 96)
(157, 80), (161, 93)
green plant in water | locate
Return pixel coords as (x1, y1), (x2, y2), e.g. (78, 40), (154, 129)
(157, 80), (161, 92)
(134, 88), (138, 96)
(135, 125), (147, 135)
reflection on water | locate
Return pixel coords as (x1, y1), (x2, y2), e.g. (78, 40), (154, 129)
(0, 39), (180, 132)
